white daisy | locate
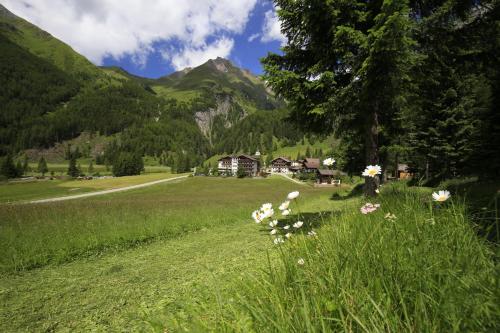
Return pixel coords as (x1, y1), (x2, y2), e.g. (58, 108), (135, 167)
(297, 258), (305, 265)
(270, 229), (277, 235)
(279, 201), (290, 211)
(293, 221), (303, 228)
(307, 230), (317, 237)
(269, 220), (278, 227)
(273, 237), (284, 245)
(282, 209), (291, 216)
(323, 157), (335, 166)
(432, 190), (451, 202)
(287, 191), (300, 200)
(283, 225), (290, 230)
(261, 203), (273, 211)
(285, 233), (292, 239)
(252, 210), (263, 223)
(362, 165), (382, 178)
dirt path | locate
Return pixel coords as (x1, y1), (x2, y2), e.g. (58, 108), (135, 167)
(28, 175), (189, 204)
(276, 173), (308, 186)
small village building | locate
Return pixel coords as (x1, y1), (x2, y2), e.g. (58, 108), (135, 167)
(218, 154), (260, 176)
(317, 169), (335, 184)
(397, 163), (413, 179)
(302, 158), (320, 172)
(270, 157), (292, 174)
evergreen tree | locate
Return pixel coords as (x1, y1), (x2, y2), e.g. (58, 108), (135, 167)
(37, 157), (48, 177)
(305, 146), (312, 158)
(67, 156), (79, 177)
(88, 160), (94, 175)
(263, 0), (417, 195)
(22, 155), (29, 173)
(266, 153), (274, 167)
(1, 154), (20, 178)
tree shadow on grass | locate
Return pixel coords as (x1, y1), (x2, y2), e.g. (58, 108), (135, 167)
(330, 183), (364, 201)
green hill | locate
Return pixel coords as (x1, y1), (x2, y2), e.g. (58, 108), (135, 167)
(0, 3), (304, 174)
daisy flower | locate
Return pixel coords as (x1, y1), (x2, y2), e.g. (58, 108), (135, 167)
(269, 220), (278, 227)
(270, 229), (277, 235)
(360, 203), (380, 214)
(287, 191), (300, 200)
(279, 201), (290, 211)
(323, 157), (335, 167)
(293, 221), (303, 228)
(432, 190), (451, 202)
(282, 209), (291, 216)
(307, 230), (317, 237)
(285, 233), (292, 239)
(362, 165), (382, 178)
(273, 237), (284, 245)
(252, 210), (263, 223)
(283, 225), (290, 230)
(297, 258), (305, 265)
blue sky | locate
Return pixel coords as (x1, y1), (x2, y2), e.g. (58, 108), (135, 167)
(2, 0), (285, 78)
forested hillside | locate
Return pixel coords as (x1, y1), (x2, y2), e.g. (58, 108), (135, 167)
(0, 4), (302, 175)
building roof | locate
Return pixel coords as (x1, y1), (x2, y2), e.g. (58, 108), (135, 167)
(271, 157), (292, 163)
(238, 154), (258, 161)
(218, 154), (258, 162)
(317, 169), (335, 176)
(303, 158), (320, 169)
(398, 163), (409, 171)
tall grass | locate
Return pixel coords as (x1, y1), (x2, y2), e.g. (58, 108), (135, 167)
(0, 177), (335, 273)
(208, 186), (499, 332)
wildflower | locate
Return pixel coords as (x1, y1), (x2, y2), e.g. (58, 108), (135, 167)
(384, 212), (397, 221)
(269, 220), (278, 227)
(362, 165), (382, 178)
(279, 201), (290, 211)
(282, 209), (291, 216)
(323, 157), (335, 167)
(287, 191), (300, 200)
(375, 188), (380, 194)
(261, 203), (273, 211)
(270, 229), (277, 235)
(307, 230), (317, 237)
(283, 225), (290, 230)
(360, 203), (380, 214)
(293, 221), (304, 228)
(273, 237), (284, 245)
(261, 208), (274, 219)
(252, 210), (263, 223)
(297, 258), (305, 265)
(432, 190), (451, 202)
(285, 233), (292, 239)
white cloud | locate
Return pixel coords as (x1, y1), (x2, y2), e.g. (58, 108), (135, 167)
(248, 33), (260, 42)
(261, 9), (286, 45)
(166, 37), (234, 70)
(1, 0), (258, 68)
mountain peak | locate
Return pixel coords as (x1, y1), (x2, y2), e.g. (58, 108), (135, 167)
(206, 57), (233, 73)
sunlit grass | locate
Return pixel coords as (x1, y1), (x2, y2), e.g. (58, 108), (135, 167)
(189, 185), (500, 332)
(0, 177), (336, 273)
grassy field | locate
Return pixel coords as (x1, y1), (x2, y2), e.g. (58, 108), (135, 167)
(0, 176), (342, 331)
(1, 176), (497, 332)
(0, 173), (182, 203)
(0, 177), (335, 272)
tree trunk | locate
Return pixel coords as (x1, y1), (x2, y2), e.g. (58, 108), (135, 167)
(364, 109), (379, 197)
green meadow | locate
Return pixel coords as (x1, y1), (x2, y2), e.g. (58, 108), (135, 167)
(0, 176), (498, 332)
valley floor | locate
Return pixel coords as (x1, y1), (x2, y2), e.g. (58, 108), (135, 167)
(0, 176), (341, 331)
(0, 222), (270, 332)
